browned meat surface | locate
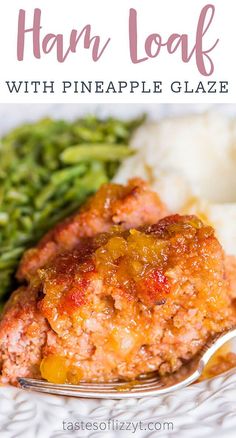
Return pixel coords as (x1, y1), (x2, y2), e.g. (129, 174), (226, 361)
(225, 255), (236, 300)
(17, 178), (167, 282)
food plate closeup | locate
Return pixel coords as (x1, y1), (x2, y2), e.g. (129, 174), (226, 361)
(0, 104), (236, 438)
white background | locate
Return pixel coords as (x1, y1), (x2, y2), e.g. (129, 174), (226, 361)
(0, 0), (235, 103)
(1, 103), (236, 135)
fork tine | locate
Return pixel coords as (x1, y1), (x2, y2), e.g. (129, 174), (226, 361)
(17, 373), (161, 389)
(18, 377), (163, 391)
(18, 373), (199, 398)
(18, 370), (199, 398)
(18, 379), (164, 398)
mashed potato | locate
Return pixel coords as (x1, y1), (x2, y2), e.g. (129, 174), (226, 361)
(115, 112), (236, 255)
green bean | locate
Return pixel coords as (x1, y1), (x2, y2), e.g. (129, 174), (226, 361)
(0, 212), (9, 225)
(0, 247), (24, 261)
(61, 144), (134, 163)
(51, 164), (87, 184)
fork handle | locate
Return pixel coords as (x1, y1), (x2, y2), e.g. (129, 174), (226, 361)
(199, 326), (236, 370)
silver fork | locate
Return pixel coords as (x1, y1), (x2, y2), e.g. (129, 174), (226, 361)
(18, 327), (236, 399)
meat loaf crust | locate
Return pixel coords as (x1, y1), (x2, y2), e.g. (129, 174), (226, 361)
(17, 178), (167, 282)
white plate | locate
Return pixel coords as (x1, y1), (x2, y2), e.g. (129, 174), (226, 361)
(0, 104), (235, 438)
(0, 369), (236, 438)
